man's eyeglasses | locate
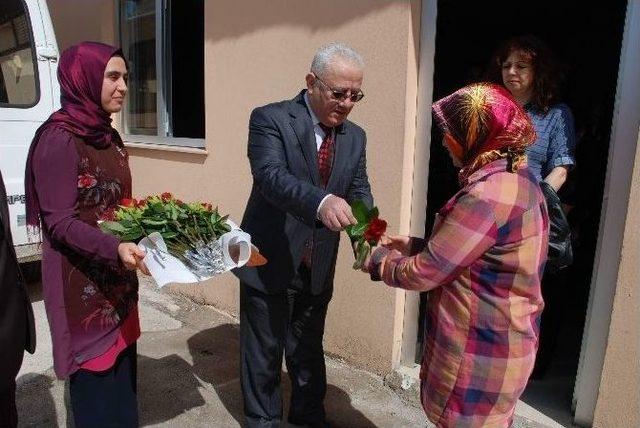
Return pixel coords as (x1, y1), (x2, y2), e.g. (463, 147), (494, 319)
(313, 74), (365, 103)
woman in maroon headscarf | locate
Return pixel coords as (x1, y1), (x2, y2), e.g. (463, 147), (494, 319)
(25, 42), (147, 427)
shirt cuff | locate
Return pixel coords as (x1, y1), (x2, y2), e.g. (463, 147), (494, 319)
(316, 194), (333, 219)
(552, 156), (575, 169)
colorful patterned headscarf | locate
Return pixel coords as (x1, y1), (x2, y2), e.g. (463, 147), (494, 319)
(432, 83), (536, 184)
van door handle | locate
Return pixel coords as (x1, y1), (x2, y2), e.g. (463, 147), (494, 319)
(37, 47), (58, 62)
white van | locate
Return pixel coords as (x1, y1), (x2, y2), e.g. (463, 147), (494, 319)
(1, 0), (59, 262)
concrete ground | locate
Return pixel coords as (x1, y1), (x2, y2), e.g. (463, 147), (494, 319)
(15, 275), (569, 427)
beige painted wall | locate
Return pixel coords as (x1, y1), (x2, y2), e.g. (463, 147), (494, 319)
(145, 0), (420, 374)
(46, 0), (422, 374)
(592, 129), (640, 428)
(47, 0), (116, 50)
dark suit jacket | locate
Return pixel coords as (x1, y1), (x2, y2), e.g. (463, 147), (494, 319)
(0, 170), (36, 387)
(235, 91), (373, 294)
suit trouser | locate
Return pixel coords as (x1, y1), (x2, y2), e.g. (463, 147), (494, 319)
(0, 380), (18, 428)
(240, 269), (332, 428)
(0, 300), (26, 428)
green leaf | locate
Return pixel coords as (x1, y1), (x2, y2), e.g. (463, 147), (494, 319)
(350, 200), (369, 224)
(161, 231), (178, 239)
(99, 221), (128, 234)
(142, 218), (168, 226)
(367, 207), (379, 222)
(353, 240), (370, 269)
(119, 231), (144, 241)
(345, 222), (367, 238)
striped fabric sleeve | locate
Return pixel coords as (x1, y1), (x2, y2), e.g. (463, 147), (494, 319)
(379, 193), (497, 291)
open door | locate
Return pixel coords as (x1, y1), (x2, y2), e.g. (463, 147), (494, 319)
(410, 0), (631, 425)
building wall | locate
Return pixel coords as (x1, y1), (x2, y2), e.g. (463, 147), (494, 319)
(592, 129), (640, 428)
(48, 0), (422, 374)
(39, 1), (640, 424)
(47, 0), (116, 50)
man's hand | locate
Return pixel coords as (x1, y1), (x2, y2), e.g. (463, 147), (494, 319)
(118, 243), (150, 275)
(318, 195), (357, 231)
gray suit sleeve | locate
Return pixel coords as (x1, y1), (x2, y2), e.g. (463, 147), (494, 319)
(346, 130), (373, 209)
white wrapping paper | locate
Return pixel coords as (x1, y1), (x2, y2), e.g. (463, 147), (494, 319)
(138, 220), (251, 287)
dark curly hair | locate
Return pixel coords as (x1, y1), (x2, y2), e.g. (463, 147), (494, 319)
(484, 35), (563, 113)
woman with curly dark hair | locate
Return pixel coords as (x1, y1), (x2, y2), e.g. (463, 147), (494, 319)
(487, 35), (577, 379)
(486, 35), (576, 192)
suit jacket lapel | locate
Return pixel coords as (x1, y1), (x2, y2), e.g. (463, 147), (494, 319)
(326, 124), (348, 191)
(289, 92), (321, 186)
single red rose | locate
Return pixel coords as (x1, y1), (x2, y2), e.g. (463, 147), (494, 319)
(120, 198), (136, 208)
(100, 207), (117, 221)
(364, 217), (387, 243)
(77, 173), (97, 189)
(161, 192), (173, 201)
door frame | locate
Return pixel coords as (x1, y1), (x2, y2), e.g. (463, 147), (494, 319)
(398, 0), (438, 368)
(410, 1), (640, 426)
(573, 1), (640, 425)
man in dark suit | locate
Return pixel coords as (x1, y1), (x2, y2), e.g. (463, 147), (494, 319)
(235, 43), (373, 427)
(0, 170), (36, 428)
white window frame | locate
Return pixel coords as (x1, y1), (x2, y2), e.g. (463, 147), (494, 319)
(117, 0), (205, 149)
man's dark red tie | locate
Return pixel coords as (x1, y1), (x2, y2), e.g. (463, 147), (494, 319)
(318, 124), (335, 188)
(302, 124), (335, 267)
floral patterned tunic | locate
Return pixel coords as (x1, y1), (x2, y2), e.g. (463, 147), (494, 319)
(32, 126), (138, 379)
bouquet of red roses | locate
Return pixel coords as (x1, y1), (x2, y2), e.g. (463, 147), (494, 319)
(344, 200), (387, 270)
(100, 193), (265, 284)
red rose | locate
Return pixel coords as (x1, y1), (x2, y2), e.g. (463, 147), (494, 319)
(120, 198), (136, 208)
(364, 217), (387, 243)
(77, 173), (97, 189)
(161, 192), (173, 201)
(100, 207), (117, 221)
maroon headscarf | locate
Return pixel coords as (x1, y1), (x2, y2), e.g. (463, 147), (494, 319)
(25, 41), (126, 228)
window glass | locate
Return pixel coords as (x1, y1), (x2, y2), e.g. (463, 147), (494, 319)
(0, 0), (38, 107)
(121, 0), (157, 135)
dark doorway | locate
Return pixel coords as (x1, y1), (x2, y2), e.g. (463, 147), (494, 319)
(418, 0), (628, 424)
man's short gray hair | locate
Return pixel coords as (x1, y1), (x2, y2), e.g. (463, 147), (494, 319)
(310, 42), (365, 77)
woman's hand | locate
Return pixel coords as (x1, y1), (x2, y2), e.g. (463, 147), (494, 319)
(381, 235), (412, 256)
(118, 243), (150, 275)
(360, 244), (379, 273)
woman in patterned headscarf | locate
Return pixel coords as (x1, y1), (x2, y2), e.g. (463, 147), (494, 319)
(366, 83), (549, 427)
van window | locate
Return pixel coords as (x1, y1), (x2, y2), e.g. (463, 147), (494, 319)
(0, 0), (38, 107)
